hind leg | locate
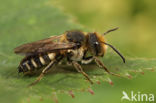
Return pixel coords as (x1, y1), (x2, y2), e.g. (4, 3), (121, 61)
(28, 61), (56, 86)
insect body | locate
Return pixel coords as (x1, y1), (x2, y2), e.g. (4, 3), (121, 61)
(14, 28), (125, 86)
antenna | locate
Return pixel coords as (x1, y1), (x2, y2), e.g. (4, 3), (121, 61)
(103, 27), (119, 35)
(102, 42), (125, 63)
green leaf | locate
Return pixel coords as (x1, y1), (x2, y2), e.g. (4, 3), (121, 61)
(0, 0), (155, 103)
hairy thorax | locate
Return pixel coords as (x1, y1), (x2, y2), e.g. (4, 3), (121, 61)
(67, 47), (85, 61)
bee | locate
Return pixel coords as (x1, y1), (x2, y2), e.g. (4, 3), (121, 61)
(14, 27), (125, 86)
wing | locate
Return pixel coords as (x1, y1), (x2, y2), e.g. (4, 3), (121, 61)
(14, 35), (76, 56)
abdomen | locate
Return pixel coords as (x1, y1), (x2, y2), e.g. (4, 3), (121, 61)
(18, 53), (56, 73)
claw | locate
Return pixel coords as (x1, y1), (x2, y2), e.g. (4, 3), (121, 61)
(96, 80), (101, 84)
(52, 92), (58, 103)
(107, 78), (114, 85)
(69, 90), (75, 98)
(125, 73), (132, 79)
(88, 88), (94, 95)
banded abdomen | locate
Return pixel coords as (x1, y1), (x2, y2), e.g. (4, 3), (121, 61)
(18, 53), (56, 73)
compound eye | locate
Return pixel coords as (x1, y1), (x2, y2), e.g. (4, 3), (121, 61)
(92, 41), (101, 55)
(94, 42), (99, 46)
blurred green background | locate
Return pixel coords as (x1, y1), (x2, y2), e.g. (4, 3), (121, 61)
(0, 0), (156, 103)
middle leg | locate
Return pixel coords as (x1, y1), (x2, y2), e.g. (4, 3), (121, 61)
(72, 61), (93, 84)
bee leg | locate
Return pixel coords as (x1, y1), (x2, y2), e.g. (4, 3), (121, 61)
(28, 61), (56, 87)
(93, 56), (120, 77)
(81, 50), (93, 64)
(81, 56), (93, 64)
(72, 61), (93, 84)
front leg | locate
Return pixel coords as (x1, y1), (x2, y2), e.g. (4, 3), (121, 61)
(81, 56), (93, 64)
(72, 61), (93, 84)
(81, 50), (93, 64)
(94, 56), (120, 77)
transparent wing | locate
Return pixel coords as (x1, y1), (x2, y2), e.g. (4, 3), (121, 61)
(14, 35), (76, 56)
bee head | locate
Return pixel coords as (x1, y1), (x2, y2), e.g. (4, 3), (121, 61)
(87, 32), (105, 56)
(87, 27), (126, 63)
